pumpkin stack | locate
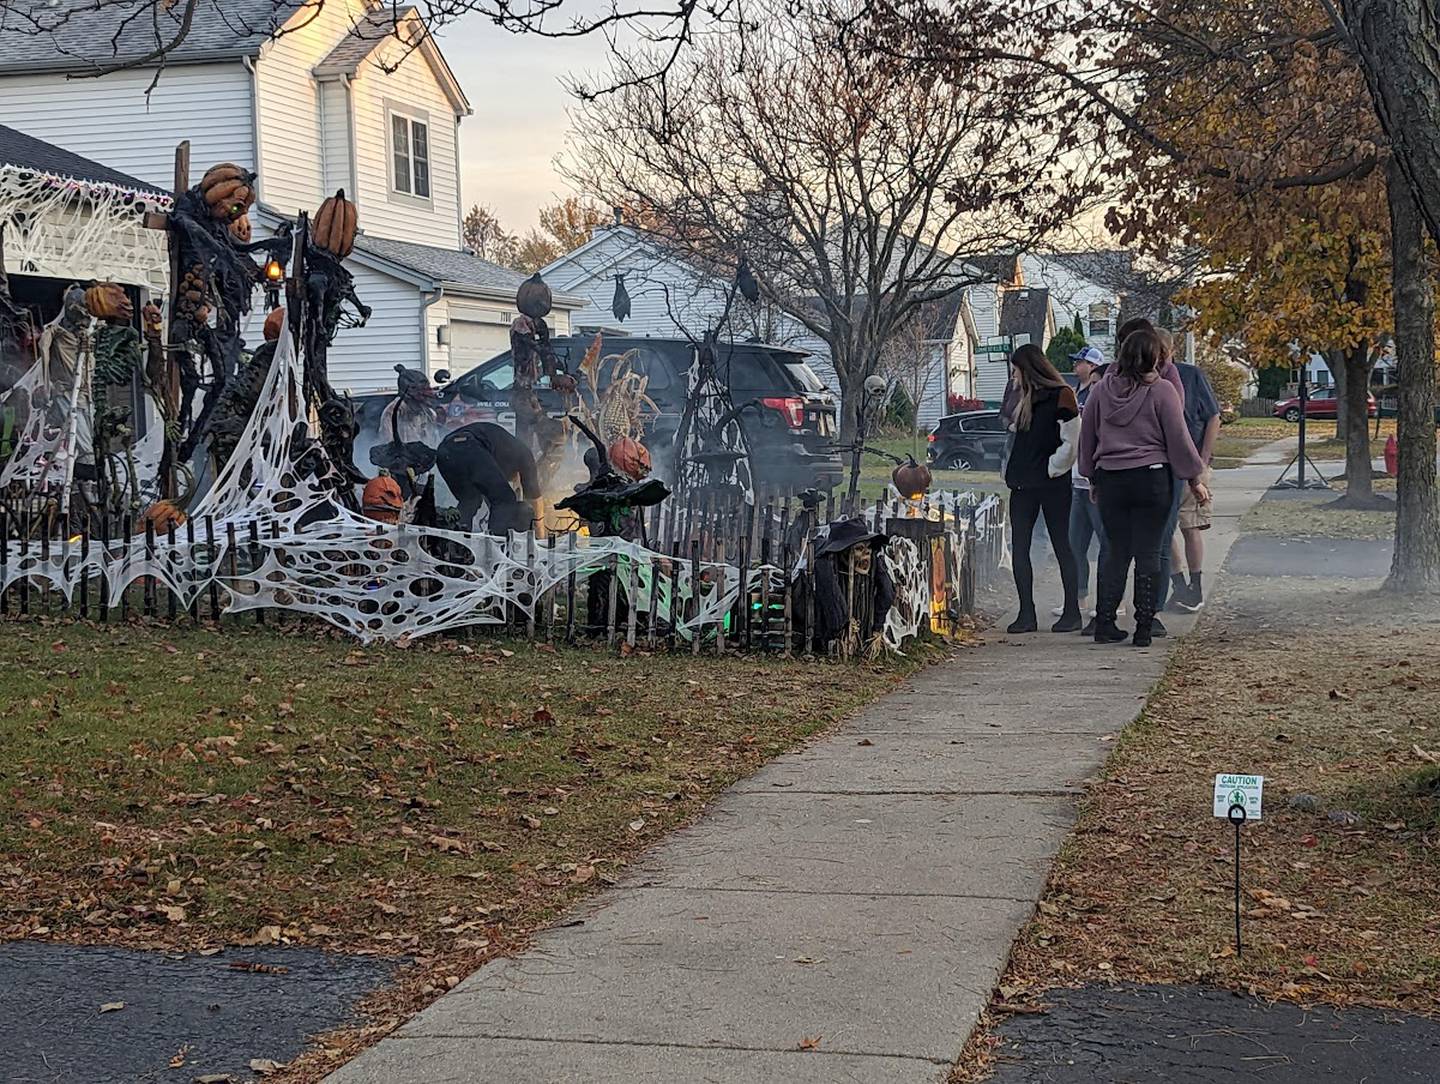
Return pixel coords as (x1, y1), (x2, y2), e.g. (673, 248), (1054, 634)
(84, 282), (132, 323)
(312, 190), (358, 259)
(199, 163), (256, 223)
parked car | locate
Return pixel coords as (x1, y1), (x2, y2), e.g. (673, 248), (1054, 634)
(1273, 386), (1377, 422)
(926, 409), (1010, 471)
(360, 336), (842, 494)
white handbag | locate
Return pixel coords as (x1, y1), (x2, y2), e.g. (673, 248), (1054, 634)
(1048, 416), (1080, 478)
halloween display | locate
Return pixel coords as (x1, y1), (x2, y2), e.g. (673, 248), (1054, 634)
(435, 421), (541, 535)
(516, 271), (552, 320)
(312, 189), (358, 259)
(361, 474), (404, 524)
(891, 455), (933, 500)
(371, 364), (442, 494)
(608, 434), (651, 480)
(509, 301), (571, 488)
(228, 214), (253, 244)
(84, 283), (132, 323)
(199, 163), (256, 222)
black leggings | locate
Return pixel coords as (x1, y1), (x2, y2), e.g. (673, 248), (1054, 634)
(1009, 482), (1079, 615)
(1094, 464), (1174, 602)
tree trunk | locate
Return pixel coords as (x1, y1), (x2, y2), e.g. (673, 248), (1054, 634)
(1384, 159), (1440, 590)
(1330, 349), (1348, 445)
(1329, 342), (1380, 505)
(1342, 0), (1440, 250)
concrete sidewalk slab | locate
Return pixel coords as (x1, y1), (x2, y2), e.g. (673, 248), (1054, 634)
(633, 791), (1072, 898)
(327, 461), (1276, 1084)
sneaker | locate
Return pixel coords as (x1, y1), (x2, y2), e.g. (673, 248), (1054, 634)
(1173, 584), (1203, 614)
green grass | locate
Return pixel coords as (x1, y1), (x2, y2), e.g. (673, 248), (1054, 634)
(1242, 497), (1395, 541)
(0, 621), (926, 955)
(857, 434), (1002, 500)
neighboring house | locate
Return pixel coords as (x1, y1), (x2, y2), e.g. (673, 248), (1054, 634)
(0, 0), (582, 395)
(544, 222), (998, 425)
(1022, 251), (1126, 362)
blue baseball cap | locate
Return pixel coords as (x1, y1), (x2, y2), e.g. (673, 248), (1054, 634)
(1069, 346), (1104, 366)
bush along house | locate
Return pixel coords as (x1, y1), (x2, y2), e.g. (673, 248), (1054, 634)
(0, 0), (583, 396)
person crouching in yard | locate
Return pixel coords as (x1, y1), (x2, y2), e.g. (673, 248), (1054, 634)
(1078, 328), (1210, 648)
(1004, 344), (1082, 634)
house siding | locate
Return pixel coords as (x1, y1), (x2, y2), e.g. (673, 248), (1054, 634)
(319, 80), (354, 194)
(349, 38), (461, 248)
(0, 64), (254, 191)
(253, 0), (365, 214)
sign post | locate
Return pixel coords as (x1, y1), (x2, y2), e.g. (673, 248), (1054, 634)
(1212, 773), (1263, 956)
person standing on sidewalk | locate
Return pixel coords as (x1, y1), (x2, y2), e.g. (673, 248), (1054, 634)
(1004, 344), (1083, 634)
(1078, 328), (1209, 647)
(1060, 347), (1109, 633)
(1167, 357), (1222, 612)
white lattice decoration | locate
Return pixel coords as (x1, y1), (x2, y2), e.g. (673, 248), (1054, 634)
(1, 310), (985, 651)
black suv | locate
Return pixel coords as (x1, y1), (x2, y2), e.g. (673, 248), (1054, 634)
(392, 336), (842, 494)
(927, 409), (1010, 471)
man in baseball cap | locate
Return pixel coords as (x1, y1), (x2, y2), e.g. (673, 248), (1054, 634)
(1069, 345), (1105, 368)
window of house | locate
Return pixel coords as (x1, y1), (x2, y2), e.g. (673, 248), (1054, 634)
(390, 112), (431, 199)
(1088, 301), (1112, 338)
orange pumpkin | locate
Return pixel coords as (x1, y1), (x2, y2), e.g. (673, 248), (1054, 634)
(892, 457), (932, 499)
(84, 283), (132, 323)
(313, 189), (358, 259)
(139, 499), (187, 535)
(362, 476), (405, 524)
(228, 213), (252, 243)
(200, 162), (257, 222)
(262, 307), (285, 342)
(608, 435), (651, 479)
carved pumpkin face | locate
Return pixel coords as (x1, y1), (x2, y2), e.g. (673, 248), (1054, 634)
(608, 435), (651, 479)
(84, 283), (133, 323)
(362, 476), (405, 524)
(199, 162), (257, 222)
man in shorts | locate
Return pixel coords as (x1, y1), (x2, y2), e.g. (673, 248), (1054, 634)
(1167, 358), (1221, 612)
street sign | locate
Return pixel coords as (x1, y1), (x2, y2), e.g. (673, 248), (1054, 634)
(1213, 773), (1263, 821)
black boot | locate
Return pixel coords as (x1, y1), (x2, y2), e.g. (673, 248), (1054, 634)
(1132, 574), (1159, 647)
(1081, 615), (1097, 636)
(1007, 608), (1038, 634)
(1092, 573), (1128, 644)
(1051, 601), (1083, 633)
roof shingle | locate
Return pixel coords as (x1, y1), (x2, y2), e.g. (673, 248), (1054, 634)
(313, 5), (419, 77)
(354, 234), (527, 296)
(0, 122), (168, 197)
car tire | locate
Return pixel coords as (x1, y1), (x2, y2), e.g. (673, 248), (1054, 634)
(1284, 408), (1302, 423)
(943, 453), (976, 472)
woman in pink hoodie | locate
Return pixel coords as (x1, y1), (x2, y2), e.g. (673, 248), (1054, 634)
(1078, 328), (1210, 646)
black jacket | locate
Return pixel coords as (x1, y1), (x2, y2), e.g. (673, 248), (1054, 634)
(1004, 384), (1078, 490)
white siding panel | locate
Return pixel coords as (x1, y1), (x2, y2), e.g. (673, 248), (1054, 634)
(253, 0), (365, 214)
(0, 65), (254, 191)
(319, 81), (354, 194)
(349, 39), (461, 247)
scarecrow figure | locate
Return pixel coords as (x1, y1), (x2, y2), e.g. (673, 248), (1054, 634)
(510, 273), (574, 488)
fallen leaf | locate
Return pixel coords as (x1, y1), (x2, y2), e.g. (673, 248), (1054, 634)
(428, 834), (469, 855)
(99, 1002), (125, 1013)
(193, 1076), (235, 1083)
(532, 708), (555, 724)
(628, 818), (646, 832)
(248, 1059), (286, 1075)
(857, 738), (874, 746)
(797, 1035), (822, 1051)
(236, 925), (282, 947)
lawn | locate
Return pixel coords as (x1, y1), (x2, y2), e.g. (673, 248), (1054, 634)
(857, 433), (1002, 500)
(1243, 496), (1394, 541)
(952, 578), (1440, 1081)
(1212, 416), (1400, 470)
(0, 620), (935, 1075)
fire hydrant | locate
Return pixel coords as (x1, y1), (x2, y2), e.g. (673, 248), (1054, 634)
(1385, 434), (1398, 477)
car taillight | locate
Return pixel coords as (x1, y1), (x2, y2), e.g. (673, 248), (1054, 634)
(761, 397), (805, 428)
(927, 432), (936, 441)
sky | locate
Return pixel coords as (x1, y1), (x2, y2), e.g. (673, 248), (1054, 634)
(436, 21), (601, 232)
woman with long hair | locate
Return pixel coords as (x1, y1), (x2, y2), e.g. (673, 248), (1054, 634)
(1003, 344), (1082, 634)
(1078, 328), (1209, 647)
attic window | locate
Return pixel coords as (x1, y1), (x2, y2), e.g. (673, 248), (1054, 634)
(390, 111), (431, 199)
(1088, 300), (1112, 338)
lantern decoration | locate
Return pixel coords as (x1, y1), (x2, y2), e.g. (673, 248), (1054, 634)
(228, 213), (252, 244)
(361, 475), (405, 524)
(84, 282), (132, 323)
(263, 307), (285, 342)
(199, 163), (257, 222)
(313, 189), (358, 259)
(516, 272), (552, 320)
(607, 435), (651, 480)
(891, 455), (932, 499)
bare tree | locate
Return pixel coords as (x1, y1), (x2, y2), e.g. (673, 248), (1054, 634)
(462, 203), (517, 263)
(564, 0), (1097, 436)
(877, 302), (949, 456)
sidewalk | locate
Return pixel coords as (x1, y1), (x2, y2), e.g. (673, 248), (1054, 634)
(328, 463), (1275, 1084)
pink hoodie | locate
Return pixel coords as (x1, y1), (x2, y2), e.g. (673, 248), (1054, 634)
(1078, 369), (1205, 481)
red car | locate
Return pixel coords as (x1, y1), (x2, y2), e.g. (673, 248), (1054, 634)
(1273, 386), (1377, 422)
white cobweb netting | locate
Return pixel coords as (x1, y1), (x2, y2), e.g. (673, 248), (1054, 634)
(2, 310), (971, 650)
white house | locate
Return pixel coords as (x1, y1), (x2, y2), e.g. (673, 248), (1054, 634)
(0, 0), (582, 395)
(543, 222), (995, 427)
(1022, 252), (1125, 362)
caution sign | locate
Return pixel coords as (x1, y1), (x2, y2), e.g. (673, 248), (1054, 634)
(1212, 773), (1263, 822)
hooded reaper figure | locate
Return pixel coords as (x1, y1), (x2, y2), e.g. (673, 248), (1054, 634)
(371, 364), (442, 496)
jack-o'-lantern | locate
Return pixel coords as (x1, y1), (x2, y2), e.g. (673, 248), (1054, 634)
(263, 307), (285, 342)
(313, 189), (358, 259)
(84, 282), (132, 323)
(139, 499), (187, 535)
(200, 162), (257, 222)
(362, 475), (405, 525)
(608, 435), (651, 479)
(228, 213), (252, 243)
(892, 456), (932, 499)
(516, 272), (552, 320)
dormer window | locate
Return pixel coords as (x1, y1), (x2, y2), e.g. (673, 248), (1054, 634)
(389, 109), (431, 199)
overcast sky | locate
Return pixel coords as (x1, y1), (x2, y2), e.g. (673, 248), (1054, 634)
(437, 22), (599, 233)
